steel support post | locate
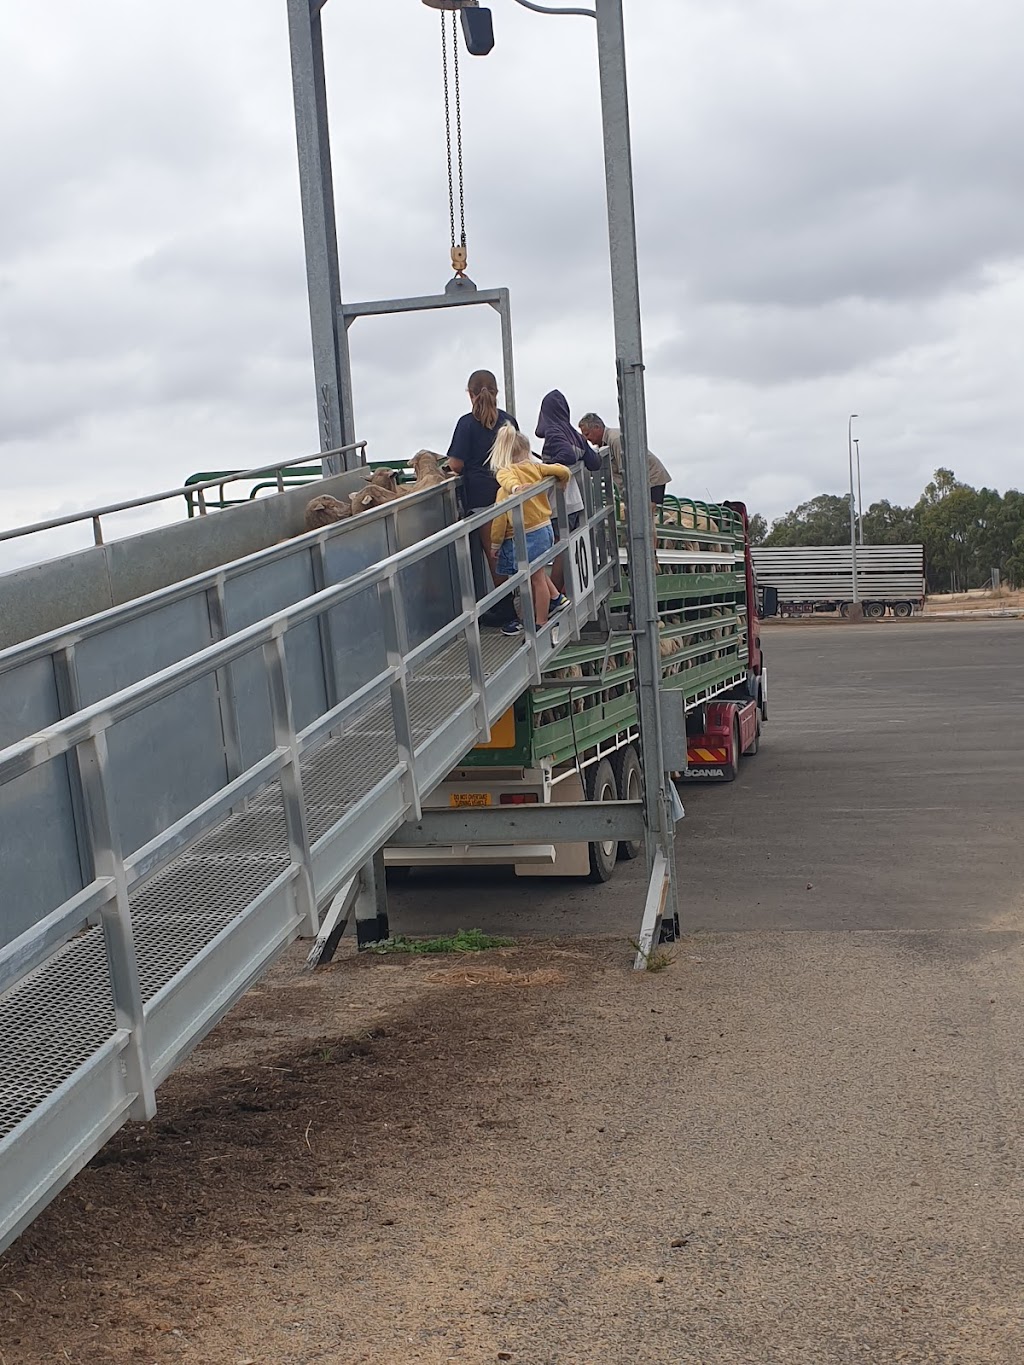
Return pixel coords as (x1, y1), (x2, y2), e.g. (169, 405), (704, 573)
(77, 732), (156, 1120)
(497, 288), (517, 418)
(594, 0), (679, 950)
(263, 635), (319, 936)
(286, 0), (358, 473)
(354, 849), (390, 948)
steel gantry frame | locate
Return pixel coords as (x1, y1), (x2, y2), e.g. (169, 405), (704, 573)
(285, 0), (678, 962)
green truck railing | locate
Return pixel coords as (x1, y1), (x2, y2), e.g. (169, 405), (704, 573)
(460, 494), (750, 770)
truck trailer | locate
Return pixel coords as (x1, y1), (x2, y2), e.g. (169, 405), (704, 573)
(751, 544), (925, 618)
(386, 495), (766, 881)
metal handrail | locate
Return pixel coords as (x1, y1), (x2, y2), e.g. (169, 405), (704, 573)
(0, 477), (458, 675)
(0, 477), (583, 781)
(0, 442), (366, 546)
(0, 479), (615, 1006)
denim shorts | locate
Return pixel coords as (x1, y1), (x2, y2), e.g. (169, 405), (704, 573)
(496, 522), (554, 577)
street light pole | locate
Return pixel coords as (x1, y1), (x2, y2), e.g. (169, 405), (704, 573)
(854, 436), (864, 545)
(847, 413), (859, 601)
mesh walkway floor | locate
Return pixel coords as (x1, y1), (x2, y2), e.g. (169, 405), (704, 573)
(0, 632), (520, 1145)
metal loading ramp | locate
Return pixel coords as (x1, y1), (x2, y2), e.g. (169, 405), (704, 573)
(0, 483), (617, 1254)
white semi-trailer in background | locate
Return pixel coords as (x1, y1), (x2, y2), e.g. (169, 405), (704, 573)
(752, 545), (926, 618)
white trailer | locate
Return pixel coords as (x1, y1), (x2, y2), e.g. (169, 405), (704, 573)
(752, 545), (925, 618)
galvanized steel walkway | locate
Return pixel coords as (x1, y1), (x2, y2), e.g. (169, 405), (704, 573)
(0, 487), (616, 1253)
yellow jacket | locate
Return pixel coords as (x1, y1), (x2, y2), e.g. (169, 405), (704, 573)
(490, 461), (571, 547)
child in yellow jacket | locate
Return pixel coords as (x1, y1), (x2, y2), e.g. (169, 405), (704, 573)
(488, 423), (572, 634)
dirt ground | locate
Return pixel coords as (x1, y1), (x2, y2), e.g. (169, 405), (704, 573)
(3, 930), (1023, 1365)
(923, 587), (1024, 610)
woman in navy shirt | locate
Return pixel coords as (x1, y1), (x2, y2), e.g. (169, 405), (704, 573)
(447, 368), (518, 579)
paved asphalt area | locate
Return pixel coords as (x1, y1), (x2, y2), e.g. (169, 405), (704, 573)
(389, 619), (1024, 939)
(384, 620), (1024, 1362)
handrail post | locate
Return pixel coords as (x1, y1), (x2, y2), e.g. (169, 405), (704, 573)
(53, 644), (96, 897)
(454, 530), (490, 741)
(263, 633), (319, 936)
(77, 730), (156, 1120)
(205, 579), (245, 789)
(378, 570), (421, 821)
(92, 515), (104, 546)
(510, 499), (542, 682)
(310, 537), (341, 714)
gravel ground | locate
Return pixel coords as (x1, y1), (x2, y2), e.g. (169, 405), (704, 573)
(2, 621), (1023, 1364)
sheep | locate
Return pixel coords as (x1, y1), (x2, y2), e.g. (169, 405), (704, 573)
(348, 467), (401, 516)
(304, 494), (350, 531)
(406, 450), (451, 492)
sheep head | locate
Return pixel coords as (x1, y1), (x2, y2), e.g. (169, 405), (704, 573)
(410, 449), (444, 478)
(361, 467), (401, 490)
(304, 494), (350, 531)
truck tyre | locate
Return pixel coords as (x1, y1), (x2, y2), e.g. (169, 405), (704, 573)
(839, 602), (850, 618)
(892, 600), (913, 618)
(746, 712), (761, 756)
(610, 745), (643, 861)
(586, 758), (619, 883)
(722, 716), (741, 783)
(864, 601), (886, 619)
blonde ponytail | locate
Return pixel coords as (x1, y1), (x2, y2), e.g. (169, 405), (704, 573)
(489, 422), (530, 472)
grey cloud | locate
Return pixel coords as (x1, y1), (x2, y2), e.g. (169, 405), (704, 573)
(4, 0), (1024, 544)
(651, 294), (945, 385)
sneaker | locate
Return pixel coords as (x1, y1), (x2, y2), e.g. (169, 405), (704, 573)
(550, 592), (571, 614)
(501, 619), (524, 636)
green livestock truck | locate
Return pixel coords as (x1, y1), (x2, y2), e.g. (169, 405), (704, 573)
(385, 494), (767, 882)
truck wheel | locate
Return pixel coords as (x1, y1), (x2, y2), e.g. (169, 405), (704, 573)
(722, 716), (741, 783)
(864, 601), (886, 619)
(611, 745), (643, 861)
(892, 600), (913, 618)
(746, 712), (761, 756)
(586, 758), (619, 882)
(839, 603), (850, 618)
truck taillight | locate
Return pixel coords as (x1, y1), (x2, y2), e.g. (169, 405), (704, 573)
(500, 793), (539, 805)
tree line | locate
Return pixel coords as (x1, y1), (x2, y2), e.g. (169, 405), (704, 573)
(747, 469), (1024, 592)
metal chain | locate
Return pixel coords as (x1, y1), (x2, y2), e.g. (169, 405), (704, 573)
(440, 13), (456, 251)
(452, 9), (466, 249)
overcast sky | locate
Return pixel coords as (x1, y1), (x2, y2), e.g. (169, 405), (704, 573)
(3, 0), (1023, 567)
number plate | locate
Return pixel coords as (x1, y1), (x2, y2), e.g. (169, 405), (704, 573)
(450, 792), (491, 807)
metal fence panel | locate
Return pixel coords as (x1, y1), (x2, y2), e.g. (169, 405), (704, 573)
(105, 677), (229, 858)
(1, 759), (84, 945)
(224, 551), (328, 767)
(0, 659), (83, 945)
(394, 495), (460, 650)
(74, 594), (217, 707)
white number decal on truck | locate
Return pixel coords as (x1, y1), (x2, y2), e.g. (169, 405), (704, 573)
(569, 528), (594, 602)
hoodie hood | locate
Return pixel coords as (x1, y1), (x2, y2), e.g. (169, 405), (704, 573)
(536, 389), (572, 440)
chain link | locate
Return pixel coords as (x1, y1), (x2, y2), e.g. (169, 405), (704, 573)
(440, 13), (456, 251)
(452, 10), (466, 249)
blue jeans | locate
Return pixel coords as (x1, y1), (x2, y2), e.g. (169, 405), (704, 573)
(496, 522), (555, 578)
